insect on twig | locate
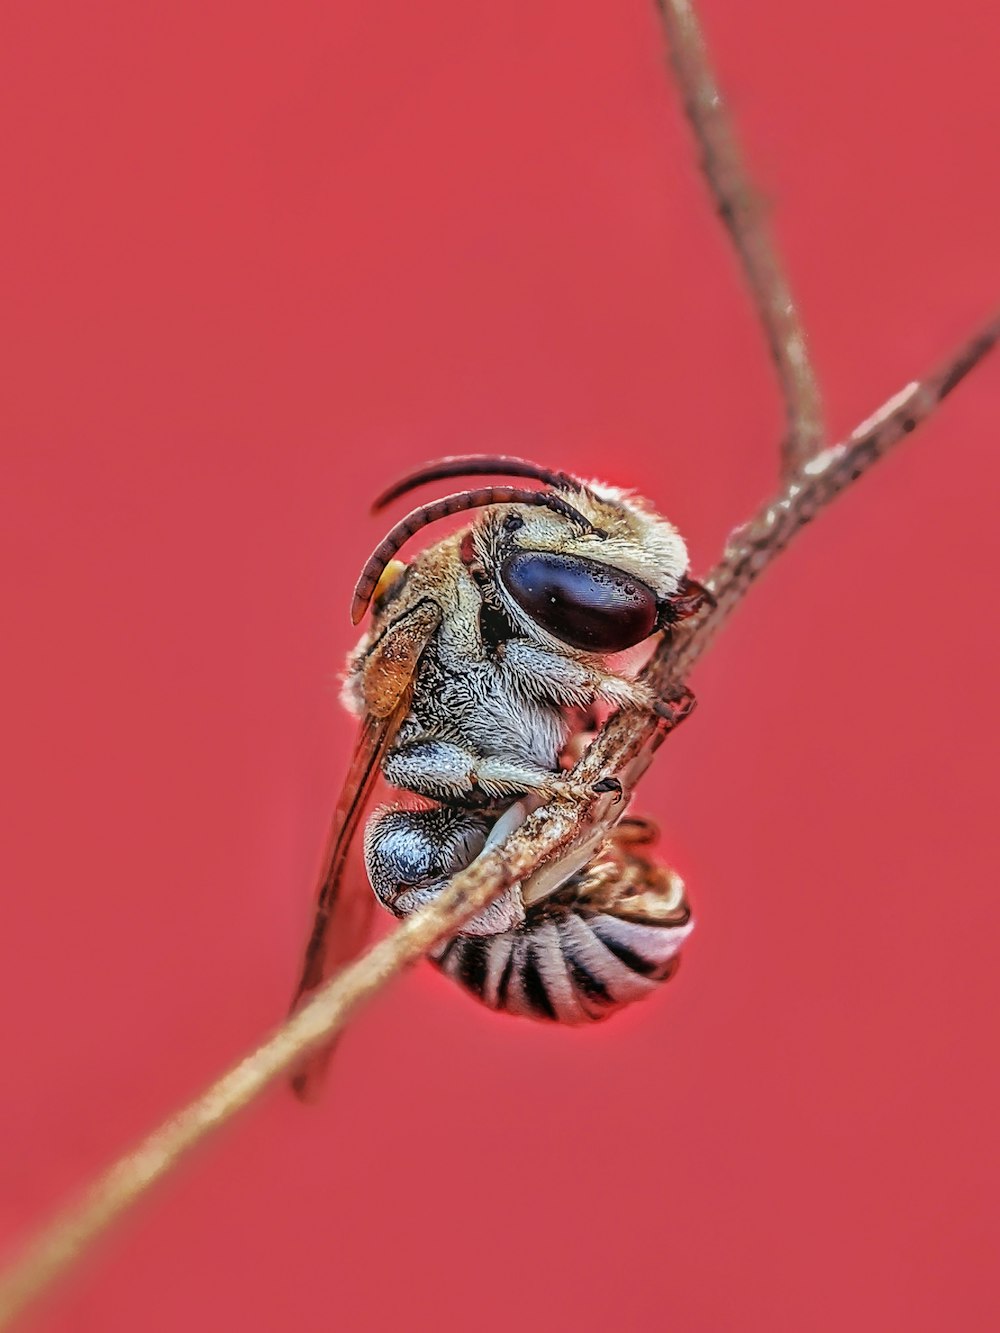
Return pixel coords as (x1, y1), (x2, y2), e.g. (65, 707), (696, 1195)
(0, 1), (996, 1326)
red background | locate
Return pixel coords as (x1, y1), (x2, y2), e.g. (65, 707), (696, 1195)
(2, 2), (999, 1330)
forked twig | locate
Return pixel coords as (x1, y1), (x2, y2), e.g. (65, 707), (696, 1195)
(674, 322), (1000, 672)
(656, 0), (825, 473)
(1, 0), (998, 1324)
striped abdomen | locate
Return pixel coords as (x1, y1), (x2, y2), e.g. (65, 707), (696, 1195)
(431, 846), (693, 1023)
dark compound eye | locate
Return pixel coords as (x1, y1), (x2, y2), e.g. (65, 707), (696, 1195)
(500, 551), (659, 652)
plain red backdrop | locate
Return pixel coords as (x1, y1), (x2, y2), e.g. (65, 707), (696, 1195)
(2, 2), (999, 1330)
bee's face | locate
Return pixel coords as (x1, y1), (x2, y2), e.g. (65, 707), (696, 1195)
(470, 483), (703, 657)
(352, 456), (709, 637)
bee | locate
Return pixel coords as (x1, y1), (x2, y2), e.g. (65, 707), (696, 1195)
(291, 455), (709, 1090)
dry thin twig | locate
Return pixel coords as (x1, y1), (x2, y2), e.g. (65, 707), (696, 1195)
(1, 0), (998, 1322)
(656, 0), (826, 473)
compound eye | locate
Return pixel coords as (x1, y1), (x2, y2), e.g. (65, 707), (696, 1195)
(500, 551), (658, 652)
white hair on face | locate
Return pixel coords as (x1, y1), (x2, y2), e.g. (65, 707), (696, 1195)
(574, 481), (689, 599)
(478, 479), (689, 600)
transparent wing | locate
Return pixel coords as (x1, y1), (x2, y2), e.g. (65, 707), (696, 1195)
(290, 597), (442, 1100)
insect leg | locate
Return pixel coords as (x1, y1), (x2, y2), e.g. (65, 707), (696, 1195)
(382, 737), (566, 802)
(498, 638), (653, 711)
(652, 686), (697, 732)
(612, 815), (661, 846)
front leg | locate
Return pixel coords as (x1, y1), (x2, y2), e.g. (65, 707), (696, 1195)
(498, 638), (653, 711)
(653, 687), (697, 732)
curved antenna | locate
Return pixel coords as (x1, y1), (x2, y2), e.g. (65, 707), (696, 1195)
(371, 455), (584, 513)
(352, 486), (603, 623)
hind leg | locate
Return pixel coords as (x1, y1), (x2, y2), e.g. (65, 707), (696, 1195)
(364, 806), (526, 935)
(570, 819), (688, 926)
(611, 814), (661, 846)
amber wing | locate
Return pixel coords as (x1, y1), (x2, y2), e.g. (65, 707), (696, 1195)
(290, 598), (442, 1100)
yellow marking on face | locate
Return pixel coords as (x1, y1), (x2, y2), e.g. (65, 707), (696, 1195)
(372, 559), (407, 609)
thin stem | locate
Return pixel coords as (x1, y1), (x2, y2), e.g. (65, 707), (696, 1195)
(1, 315), (995, 1330)
(656, 0), (825, 473)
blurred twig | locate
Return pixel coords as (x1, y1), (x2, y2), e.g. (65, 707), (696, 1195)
(656, 0), (825, 473)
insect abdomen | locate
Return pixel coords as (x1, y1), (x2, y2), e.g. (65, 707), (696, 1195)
(432, 899), (693, 1024)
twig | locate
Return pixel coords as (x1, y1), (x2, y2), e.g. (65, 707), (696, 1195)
(667, 310), (1000, 679)
(0, 315), (996, 1331)
(656, 0), (826, 473)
